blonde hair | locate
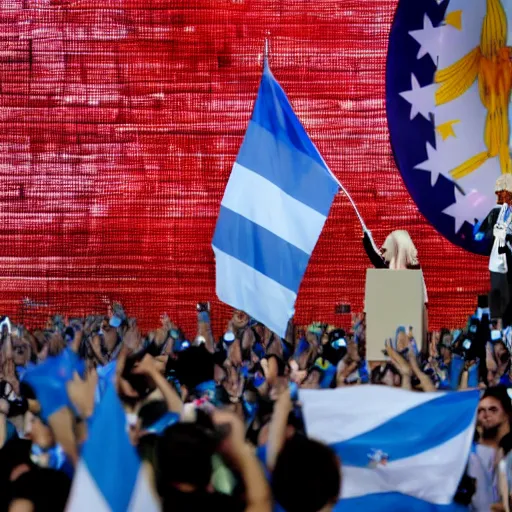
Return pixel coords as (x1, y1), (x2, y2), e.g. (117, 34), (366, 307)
(495, 174), (512, 193)
(381, 230), (419, 269)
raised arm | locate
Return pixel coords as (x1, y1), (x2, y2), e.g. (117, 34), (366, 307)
(362, 230), (388, 269)
(474, 206), (500, 245)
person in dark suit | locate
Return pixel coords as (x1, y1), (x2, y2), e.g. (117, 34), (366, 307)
(475, 174), (512, 327)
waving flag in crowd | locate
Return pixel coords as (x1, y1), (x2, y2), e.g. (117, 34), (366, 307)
(300, 386), (479, 511)
(212, 57), (339, 337)
(66, 384), (159, 512)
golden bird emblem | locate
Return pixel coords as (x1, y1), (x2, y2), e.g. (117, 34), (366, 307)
(435, 0), (512, 179)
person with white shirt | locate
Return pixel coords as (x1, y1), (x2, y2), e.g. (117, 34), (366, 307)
(475, 175), (512, 327)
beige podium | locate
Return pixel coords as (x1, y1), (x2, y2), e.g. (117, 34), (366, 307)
(364, 268), (425, 361)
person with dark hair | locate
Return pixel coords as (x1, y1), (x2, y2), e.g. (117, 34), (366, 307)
(139, 400), (170, 431)
(272, 435), (341, 512)
(172, 345), (216, 400)
(0, 437), (70, 511)
(480, 387), (512, 441)
(131, 399), (179, 445)
(262, 388), (340, 512)
(371, 362), (402, 387)
(158, 422), (221, 507)
(9, 466), (71, 511)
(0, 438), (33, 510)
(468, 386), (512, 511)
(158, 410), (271, 512)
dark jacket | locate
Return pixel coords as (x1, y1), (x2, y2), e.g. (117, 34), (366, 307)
(475, 205), (512, 259)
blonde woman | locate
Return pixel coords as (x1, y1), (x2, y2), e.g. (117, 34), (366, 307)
(363, 229), (421, 271)
(362, 228), (428, 338)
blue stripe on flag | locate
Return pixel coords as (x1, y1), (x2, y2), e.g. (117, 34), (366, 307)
(82, 385), (140, 512)
(221, 162), (327, 255)
(236, 121), (338, 217)
(213, 247), (297, 337)
(334, 492), (468, 512)
(331, 390), (479, 467)
(212, 206), (309, 292)
(252, 62), (330, 173)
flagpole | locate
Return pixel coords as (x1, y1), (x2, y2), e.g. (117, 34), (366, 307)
(329, 171), (368, 232)
(315, 147), (368, 232)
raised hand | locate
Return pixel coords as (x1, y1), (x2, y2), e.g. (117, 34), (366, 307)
(429, 331), (440, 359)
(386, 339), (412, 377)
(66, 370), (98, 420)
(123, 325), (142, 353)
(132, 354), (158, 377)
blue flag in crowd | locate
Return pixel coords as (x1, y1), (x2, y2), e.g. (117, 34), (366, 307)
(145, 411), (179, 435)
(212, 58), (339, 337)
(95, 360), (117, 404)
(24, 348), (85, 422)
(300, 386), (479, 512)
(66, 384), (159, 512)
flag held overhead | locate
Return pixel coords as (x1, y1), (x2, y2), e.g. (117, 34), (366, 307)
(212, 59), (339, 337)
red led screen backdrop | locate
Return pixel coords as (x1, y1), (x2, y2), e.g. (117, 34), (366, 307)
(0, 0), (487, 335)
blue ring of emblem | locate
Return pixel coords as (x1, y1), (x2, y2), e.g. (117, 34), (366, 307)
(386, 0), (488, 255)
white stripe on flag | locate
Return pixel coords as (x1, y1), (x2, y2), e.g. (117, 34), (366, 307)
(65, 462), (110, 512)
(221, 162), (327, 255)
(300, 386), (446, 444)
(213, 246), (296, 337)
(341, 427), (473, 504)
(127, 465), (161, 511)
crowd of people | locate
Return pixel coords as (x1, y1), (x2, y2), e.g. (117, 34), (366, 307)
(0, 299), (508, 511)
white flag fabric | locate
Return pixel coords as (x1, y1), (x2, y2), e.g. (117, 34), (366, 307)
(300, 386), (479, 512)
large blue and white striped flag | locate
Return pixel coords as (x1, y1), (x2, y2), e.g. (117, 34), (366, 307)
(300, 386), (479, 512)
(66, 385), (160, 512)
(212, 59), (339, 337)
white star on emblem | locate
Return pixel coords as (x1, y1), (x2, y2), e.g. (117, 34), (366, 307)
(414, 142), (445, 187)
(442, 188), (491, 233)
(409, 14), (442, 63)
(399, 74), (438, 121)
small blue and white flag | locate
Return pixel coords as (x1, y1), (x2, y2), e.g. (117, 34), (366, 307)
(300, 386), (479, 512)
(212, 58), (339, 337)
(66, 385), (160, 512)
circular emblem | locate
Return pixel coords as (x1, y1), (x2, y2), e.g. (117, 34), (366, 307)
(386, 0), (512, 254)
(367, 448), (389, 468)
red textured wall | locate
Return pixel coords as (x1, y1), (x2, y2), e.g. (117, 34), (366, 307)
(0, 0), (487, 336)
